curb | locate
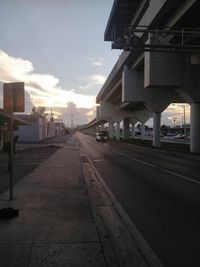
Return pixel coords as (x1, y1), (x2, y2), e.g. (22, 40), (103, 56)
(86, 155), (164, 267)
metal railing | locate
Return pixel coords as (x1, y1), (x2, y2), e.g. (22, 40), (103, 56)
(111, 25), (200, 52)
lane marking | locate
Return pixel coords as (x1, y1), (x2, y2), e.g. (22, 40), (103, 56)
(113, 150), (157, 168)
(93, 159), (105, 162)
(163, 169), (200, 185)
(113, 149), (200, 185)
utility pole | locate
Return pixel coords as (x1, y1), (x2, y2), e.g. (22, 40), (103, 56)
(70, 113), (79, 135)
(173, 117), (177, 129)
(70, 113), (74, 135)
(182, 105), (187, 141)
(3, 82), (24, 200)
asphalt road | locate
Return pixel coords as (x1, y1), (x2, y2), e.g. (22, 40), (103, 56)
(76, 132), (200, 267)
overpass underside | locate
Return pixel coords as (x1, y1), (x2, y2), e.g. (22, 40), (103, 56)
(82, 0), (200, 154)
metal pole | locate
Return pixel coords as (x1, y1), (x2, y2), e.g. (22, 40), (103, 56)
(71, 114), (73, 135)
(173, 117), (176, 129)
(183, 106), (187, 140)
(9, 90), (14, 200)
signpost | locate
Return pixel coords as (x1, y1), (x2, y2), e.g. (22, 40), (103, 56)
(3, 82), (24, 200)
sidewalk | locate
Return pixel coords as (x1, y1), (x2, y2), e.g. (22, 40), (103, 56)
(0, 136), (159, 267)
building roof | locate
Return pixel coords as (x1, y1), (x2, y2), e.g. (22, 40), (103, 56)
(14, 114), (39, 123)
(0, 109), (30, 126)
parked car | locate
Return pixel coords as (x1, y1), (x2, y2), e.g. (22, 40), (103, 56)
(174, 134), (185, 139)
(96, 132), (107, 142)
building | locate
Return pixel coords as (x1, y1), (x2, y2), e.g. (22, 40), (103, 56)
(14, 114), (65, 143)
(0, 108), (29, 149)
(14, 114), (49, 143)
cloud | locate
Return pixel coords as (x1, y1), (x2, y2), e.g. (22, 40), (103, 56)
(82, 56), (104, 66)
(161, 103), (190, 126)
(145, 103), (190, 127)
(47, 105), (96, 127)
(0, 51), (33, 82)
(91, 74), (106, 85)
(0, 49), (96, 111)
(77, 74), (106, 94)
(86, 106), (96, 121)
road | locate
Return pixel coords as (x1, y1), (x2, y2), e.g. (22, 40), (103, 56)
(76, 132), (200, 267)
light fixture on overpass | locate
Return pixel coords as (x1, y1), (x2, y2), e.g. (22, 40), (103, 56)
(111, 25), (200, 52)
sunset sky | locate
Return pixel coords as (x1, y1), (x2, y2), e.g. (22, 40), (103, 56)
(0, 0), (121, 125)
(0, 0), (190, 127)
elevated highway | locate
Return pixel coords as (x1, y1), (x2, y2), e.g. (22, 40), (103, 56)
(82, 0), (200, 153)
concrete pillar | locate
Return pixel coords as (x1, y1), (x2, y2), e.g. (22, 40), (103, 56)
(153, 112), (161, 147)
(100, 124), (104, 131)
(141, 123), (145, 140)
(109, 122), (114, 139)
(131, 123), (135, 138)
(88, 127), (95, 136)
(190, 102), (200, 153)
(115, 122), (120, 140)
(123, 117), (130, 139)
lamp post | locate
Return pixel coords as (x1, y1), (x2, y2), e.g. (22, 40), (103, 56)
(70, 113), (79, 135)
(172, 104), (187, 140)
(173, 117), (177, 129)
(180, 105), (187, 140)
(176, 104), (187, 141)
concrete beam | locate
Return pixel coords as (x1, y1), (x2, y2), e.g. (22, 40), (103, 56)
(100, 101), (134, 123)
(122, 67), (184, 113)
(144, 52), (182, 88)
(177, 55), (200, 103)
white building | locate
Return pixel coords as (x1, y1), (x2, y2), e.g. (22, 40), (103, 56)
(14, 114), (48, 143)
(0, 109), (30, 149)
(14, 114), (65, 143)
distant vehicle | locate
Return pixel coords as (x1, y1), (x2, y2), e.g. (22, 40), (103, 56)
(96, 132), (107, 142)
(174, 134), (185, 139)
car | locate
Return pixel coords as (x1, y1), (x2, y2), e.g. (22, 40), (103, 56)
(96, 132), (107, 142)
(174, 134), (185, 139)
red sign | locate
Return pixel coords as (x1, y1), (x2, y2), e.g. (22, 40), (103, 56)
(3, 82), (25, 112)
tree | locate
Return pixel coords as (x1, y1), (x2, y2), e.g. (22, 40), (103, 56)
(31, 106), (47, 117)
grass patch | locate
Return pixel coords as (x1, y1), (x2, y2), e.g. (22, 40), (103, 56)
(160, 141), (190, 153)
(112, 138), (190, 153)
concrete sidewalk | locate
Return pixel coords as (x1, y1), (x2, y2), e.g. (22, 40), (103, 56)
(0, 136), (159, 267)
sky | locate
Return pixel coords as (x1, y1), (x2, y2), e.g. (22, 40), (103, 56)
(0, 0), (190, 127)
(0, 0), (121, 126)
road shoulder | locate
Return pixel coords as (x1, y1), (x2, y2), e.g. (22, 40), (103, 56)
(81, 148), (163, 267)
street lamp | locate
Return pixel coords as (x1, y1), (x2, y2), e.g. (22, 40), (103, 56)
(70, 113), (79, 135)
(172, 104), (187, 140)
(180, 105), (187, 140)
(173, 117), (177, 129)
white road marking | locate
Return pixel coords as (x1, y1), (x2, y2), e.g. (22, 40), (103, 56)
(113, 150), (157, 168)
(163, 169), (200, 185)
(113, 149), (200, 185)
(93, 159), (105, 162)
